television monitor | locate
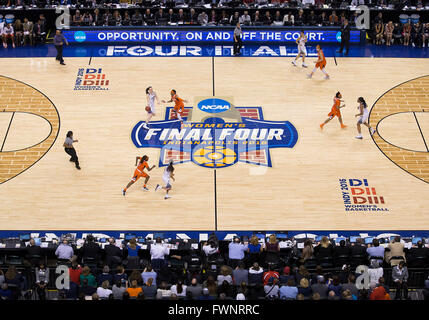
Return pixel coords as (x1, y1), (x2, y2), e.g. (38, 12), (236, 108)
(154, 232), (164, 239)
(124, 234), (135, 240)
(276, 233), (288, 239)
(315, 235), (323, 242)
(99, 238), (107, 243)
(34, 238), (41, 246)
(19, 234), (31, 241)
(350, 236), (359, 243)
(365, 237), (374, 244)
(335, 237), (346, 244)
(412, 237), (422, 245)
(255, 233), (265, 240)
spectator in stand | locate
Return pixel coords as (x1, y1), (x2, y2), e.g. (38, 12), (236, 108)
(69, 262), (82, 286)
(126, 279), (142, 298)
(82, 11), (93, 26)
(23, 18), (34, 46)
(341, 274), (358, 298)
(55, 239), (74, 261)
(156, 281), (172, 300)
(422, 23), (429, 48)
(35, 264), (49, 300)
(278, 266), (292, 285)
(104, 238), (122, 268)
(248, 262), (264, 284)
(142, 277), (157, 299)
(128, 270), (143, 286)
(350, 238), (367, 261)
(423, 276), (429, 300)
(171, 280), (187, 298)
(311, 275), (328, 299)
(349, 11), (359, 27)
(298, 278), (312, 299)
(314, 236), (334, 264)
(283, 11), (294, 26)
(103, 10), (114, 26)
(279, 278), (298, 300)
(2, 23), (15, 48)
(295, 9), (306, 26)
(0, 283), (12, 300)
(230, 12), (240, 26)
(377, 277), (390, 295)
(187, 277), (202, 299)
(295, 265), (310, 286)
(263, 265), (279, 286)
(176, 9), (187, 25)
(218, 280), (234, 299)
(368, 259), (383, 287)
(319, 11), (329, 26)
(26, 238), (42, 266)
(155, 8), (166, 25)
(385, 236), (406, 266)
(334, 239), (350, 265)
(4, 266), (24, 300)
(374, 21), (385, 45)
(385, 21), (394, 46)
(97, 280), (112, 299)
(370, 284), (390, 300)
(403, 22), (412, 46)
(228, 236), (247, 268)
(97, 265), (114, 287)
(393, 23), (402, 44)
(73, 10), (83, 26)
(198, 10), (209, 26)
(93, 8), (102, 26)
(392, 261), (409, 300)
(202, 240), (219, 259)
(328, 275), (342, 297)
(273, 11), (283, 25)
(144, 9), (155, 26)
(167, 9), (177, 25)
(253, 11), (262, 26)
(300, 240), (314, 265)
(34, 19), (46, 44)
(374, 12), (383, 26)
(247, 235), (263, 265)
(141, 265), (157, 286)
(308, 11), (317, 26)
(126, 238), (141, 269)
(233, 262), (249, 285)
(264, 278), (280, 299)
(81, 235), (100, 264)
(265, 234), (280, 264)
(408, 240), (429, 267)
(122, 11), (131, 26)
(208, 10), (217, 26)
(203, 275), (218, 298)
(342, 289), (354, 300)
(80, 266), (97, 288)
(217, 265), (233, 285)
(0, 270), (4, 286)
(112, 280), (126, 299)
(131, 10), (143, 26)
(189, 8), (198, 25)
(112, 10), (122, 26)
(13, 19), (23, 47)
(114, 266), (127, 287)
(411, 22), (423, 47)
(239, 11), (251, 26)
(329, 11), (339, 26)
(367, 238), (385, 266)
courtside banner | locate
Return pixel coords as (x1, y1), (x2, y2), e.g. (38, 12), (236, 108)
(63, 27), (362, 44)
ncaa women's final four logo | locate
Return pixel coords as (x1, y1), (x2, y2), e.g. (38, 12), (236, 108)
(131, 97), (298, 168)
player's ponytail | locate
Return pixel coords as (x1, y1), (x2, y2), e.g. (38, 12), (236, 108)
(358, 97), (367, 108)
(146, 86), (152, 94)
(168, 160), (174, 172)
(335, 92), (341, 98)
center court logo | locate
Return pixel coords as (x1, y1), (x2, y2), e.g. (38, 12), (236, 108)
(131, 98), (298, 169)
(74, 31), (86, 43)
(197, 98), (230, 113)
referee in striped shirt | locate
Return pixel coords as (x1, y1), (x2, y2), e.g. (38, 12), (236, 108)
(63, 131), (81, 170)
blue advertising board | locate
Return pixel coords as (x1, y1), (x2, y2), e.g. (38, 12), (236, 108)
(63, 27), (362, 44)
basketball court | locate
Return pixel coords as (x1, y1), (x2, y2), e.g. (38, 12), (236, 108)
(1, 54), (429, 232)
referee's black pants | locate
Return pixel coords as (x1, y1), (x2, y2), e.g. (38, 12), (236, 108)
(233, 37), (242, 55)
(65, 147), (79, 166)
(55, 45), (64, 63)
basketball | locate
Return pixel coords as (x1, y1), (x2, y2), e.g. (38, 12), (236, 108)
(145, 106), (151, 112)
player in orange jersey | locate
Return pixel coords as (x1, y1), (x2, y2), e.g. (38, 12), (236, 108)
(307, 44), (330, 80)
(122, 155), (156, 196)
(162, 89), (188, 122)
(320, 92), (347, 129)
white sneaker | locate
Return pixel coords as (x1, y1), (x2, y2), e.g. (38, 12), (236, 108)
(155, 184), (161, 192)
(292, 60), (297, 66)
(355, 135), (363, 139)
(370, 128), (376, 135)
(302, 63), (308, 68)
(306, 74), (312, 79)
(164, 195), (171, 199)
(142, 123), (149, 130)
(324, 75), (330, 80)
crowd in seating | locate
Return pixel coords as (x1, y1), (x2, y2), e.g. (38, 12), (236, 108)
(1, 234), (429, 301)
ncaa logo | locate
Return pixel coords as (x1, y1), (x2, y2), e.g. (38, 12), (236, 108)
(74, 31), (86, 43)
(336, 31), (342, 42)
(198, 98), (231, 114)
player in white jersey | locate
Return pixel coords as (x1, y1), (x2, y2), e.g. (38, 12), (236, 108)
(355, 97), (376, 139)
(143, 86), (160, 130)
(155, 160), (175, 199)
(291, 31), (307, 68)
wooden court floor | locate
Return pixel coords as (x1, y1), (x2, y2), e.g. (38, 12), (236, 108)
(0, 56), (429, 231)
